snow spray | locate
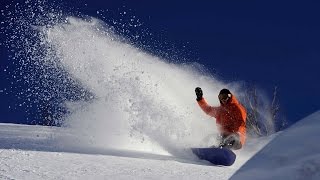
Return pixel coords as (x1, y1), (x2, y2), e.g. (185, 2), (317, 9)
(43, 17), (227, 155)
(2, 1), (274, 157)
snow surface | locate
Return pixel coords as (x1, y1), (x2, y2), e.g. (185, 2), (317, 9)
(0, 123), (272, 180)
(231, 111), (320, 180)
(2, 111), (320, 179)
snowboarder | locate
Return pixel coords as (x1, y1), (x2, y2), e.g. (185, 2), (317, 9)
(195, 87), (247, 150)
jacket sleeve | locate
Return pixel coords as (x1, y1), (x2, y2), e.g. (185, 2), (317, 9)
(197, 98), (218, 118)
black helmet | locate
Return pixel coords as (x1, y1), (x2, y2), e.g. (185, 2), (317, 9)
(218, 89), (232, 102)
(219, 89), (231, 95)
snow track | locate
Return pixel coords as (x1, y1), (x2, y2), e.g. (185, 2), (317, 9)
(0, 123), (242, 179)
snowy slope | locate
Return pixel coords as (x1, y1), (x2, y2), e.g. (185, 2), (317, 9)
(1, 112), (319, 180)
(231, 110), (320, 180)
(0, 123), (272, 180)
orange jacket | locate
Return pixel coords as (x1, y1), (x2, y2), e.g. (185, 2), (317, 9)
(197, 95), (247, 145)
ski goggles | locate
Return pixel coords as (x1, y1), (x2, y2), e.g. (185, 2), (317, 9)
(218, 93), (231, 101)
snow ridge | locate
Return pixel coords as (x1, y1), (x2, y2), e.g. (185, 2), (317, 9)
(231, 110), (320, 180)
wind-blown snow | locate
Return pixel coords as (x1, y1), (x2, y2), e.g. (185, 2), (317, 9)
(231, 110), (320, 180)
(42, 17), (239, 156)
(3, 0), (276, 159)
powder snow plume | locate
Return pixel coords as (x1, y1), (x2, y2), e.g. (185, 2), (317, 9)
(2, 1), (273, 157)
(43, 17), (230, 155)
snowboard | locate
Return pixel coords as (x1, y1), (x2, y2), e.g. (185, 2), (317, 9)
(191, 147), (236, 166)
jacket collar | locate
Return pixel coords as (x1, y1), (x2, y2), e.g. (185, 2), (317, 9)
(220, 95), (239, 106)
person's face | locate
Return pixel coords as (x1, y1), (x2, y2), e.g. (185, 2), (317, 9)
(220, 98), (229, 104)
(219, 93), (231, 105)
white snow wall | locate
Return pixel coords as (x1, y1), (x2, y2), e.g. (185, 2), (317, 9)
(43, 17), (232, 155)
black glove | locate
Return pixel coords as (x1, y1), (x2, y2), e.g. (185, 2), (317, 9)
(195, 87), (203, 101)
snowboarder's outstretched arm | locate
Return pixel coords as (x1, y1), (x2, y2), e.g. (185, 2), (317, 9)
(195, 87), (218, 117)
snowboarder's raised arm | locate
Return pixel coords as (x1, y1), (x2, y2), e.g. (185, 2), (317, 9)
(197, 98), (218, 118)
(195, 87), (218, 117)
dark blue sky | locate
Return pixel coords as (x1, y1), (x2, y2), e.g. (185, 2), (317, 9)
(1, 0), (319, 126)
